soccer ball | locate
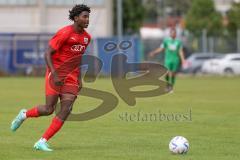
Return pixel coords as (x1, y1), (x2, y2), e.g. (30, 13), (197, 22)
(169, 136), (189, 154)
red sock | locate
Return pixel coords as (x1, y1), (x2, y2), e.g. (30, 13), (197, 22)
(42, 117), (64, 141)
(26, 107), (39, 118)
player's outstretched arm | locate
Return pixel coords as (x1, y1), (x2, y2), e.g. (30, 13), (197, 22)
(148, 47), (164, 58)
(179, 48), (186, 67)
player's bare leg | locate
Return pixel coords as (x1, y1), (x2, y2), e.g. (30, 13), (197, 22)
(34, 93), (76, 151)
(57, 93), (76, 120)
(36, 95), (59, 116)
(10, 95), (58, 132)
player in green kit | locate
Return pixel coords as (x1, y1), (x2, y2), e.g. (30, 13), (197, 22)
(149, 27), (185, 88)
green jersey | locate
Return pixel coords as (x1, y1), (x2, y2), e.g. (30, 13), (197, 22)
(161, 37), (182, 63)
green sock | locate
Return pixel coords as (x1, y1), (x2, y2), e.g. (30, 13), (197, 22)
(165, 75), (170, 83)
(170, 76), (176, 86)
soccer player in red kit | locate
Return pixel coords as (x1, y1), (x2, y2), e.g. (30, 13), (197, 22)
(10, 4), (91, 151)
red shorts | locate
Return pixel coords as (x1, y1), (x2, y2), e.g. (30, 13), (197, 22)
(45, 70), (81, 96)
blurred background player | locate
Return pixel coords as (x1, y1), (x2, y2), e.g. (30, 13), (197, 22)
(149, 27), (185, 89)
(10, 4), (91, 151)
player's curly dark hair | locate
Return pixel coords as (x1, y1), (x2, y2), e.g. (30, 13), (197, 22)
(69, 4), (91, 21)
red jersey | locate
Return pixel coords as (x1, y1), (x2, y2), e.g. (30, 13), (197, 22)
(49, 25), (91, 77)
(45, 25), (91, 96)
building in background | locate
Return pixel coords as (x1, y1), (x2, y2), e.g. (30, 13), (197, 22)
(0, 0), (113, 37)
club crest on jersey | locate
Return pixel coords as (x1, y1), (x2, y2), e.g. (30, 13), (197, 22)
(84, 37), (88, 44)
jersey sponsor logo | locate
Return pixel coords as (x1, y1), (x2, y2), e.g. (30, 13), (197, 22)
(71, 44), (86, 52)
(169, 44), (177, 51)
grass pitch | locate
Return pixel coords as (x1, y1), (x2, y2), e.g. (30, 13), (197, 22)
(0, 76), (239, 160)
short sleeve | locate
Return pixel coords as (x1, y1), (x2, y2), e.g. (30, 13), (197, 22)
(49, 29), (71, 50)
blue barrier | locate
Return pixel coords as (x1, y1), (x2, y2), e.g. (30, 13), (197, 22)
(0, 34), (142, 75)
(0, 34), (51, 73)
(96, 37), (141, 75)
(0, 34), (14, 73)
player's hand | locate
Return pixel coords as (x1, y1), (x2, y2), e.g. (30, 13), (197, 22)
(52, 71), (64, 86)
(181, 60), (188, 68)
(148, 52), (155, 58)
